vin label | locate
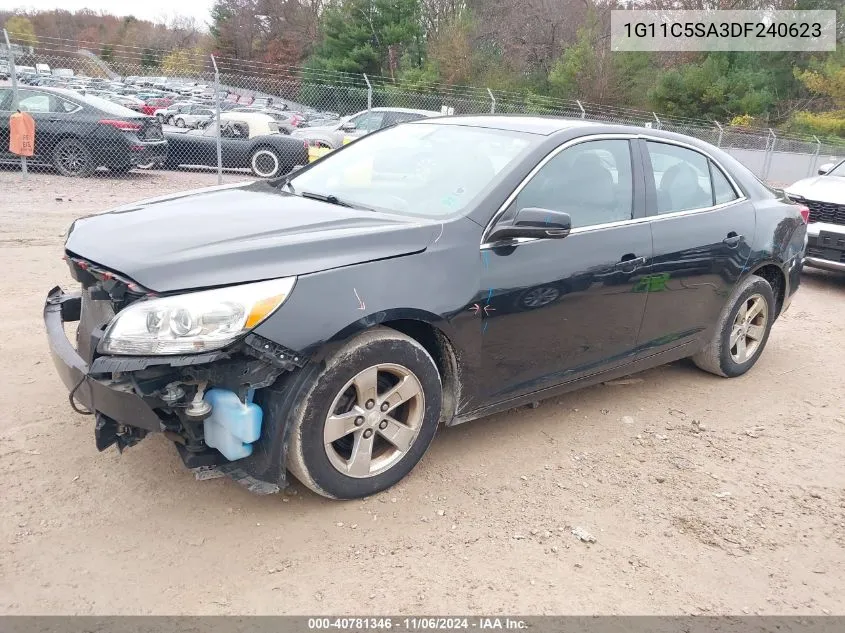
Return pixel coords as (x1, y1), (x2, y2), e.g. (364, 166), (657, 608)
(611, 10), (837, 51)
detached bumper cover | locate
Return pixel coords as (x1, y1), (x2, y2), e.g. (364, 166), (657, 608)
(43, 286), (162, 432)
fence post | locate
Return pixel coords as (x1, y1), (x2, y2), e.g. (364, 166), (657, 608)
(652, 112), (661, 130)
(3, 29), (26, 178)
(762, 128), (777, 181)
(486, 88), (496, 114)
(713, 120), (724, 148)
(210, 54), (222, 186)
(576, 100), (585, 119)
(363, 74), (372, 112)
(808, 135), (821, 177)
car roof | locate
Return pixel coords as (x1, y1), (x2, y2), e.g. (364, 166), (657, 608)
(413, 115), (607, 135)
(220, 111), (274, 123)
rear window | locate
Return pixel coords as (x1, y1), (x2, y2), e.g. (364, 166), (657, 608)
(79, 93), (145, 117)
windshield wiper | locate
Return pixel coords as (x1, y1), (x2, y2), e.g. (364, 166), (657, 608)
(300, 191), (373, 211)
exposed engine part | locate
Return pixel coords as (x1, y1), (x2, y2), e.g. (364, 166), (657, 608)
(160, 383), (186, 406)
(184, 381), (212, 421)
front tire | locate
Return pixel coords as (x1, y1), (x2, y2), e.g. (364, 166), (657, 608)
(175, 118), (186, 128)
(250, 147), (281, 178)
(287, 327), (442, 499)
(692, 274), (776, 377)
(52, 137), (95, 177)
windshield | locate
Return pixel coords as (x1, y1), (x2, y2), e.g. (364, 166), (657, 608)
(287, 123), (534, 217)
(827, 160), (845, 177)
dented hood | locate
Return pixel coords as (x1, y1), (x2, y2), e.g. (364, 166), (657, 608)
(65, 180), (436, 292)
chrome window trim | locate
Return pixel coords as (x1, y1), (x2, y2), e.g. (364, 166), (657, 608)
(481, 132), (747, 248)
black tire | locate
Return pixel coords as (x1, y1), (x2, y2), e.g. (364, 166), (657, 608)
(250, 147), (282, 178)
(287, 327), (442, 499)
(175, 118), (186, 128)
(692, 274), (776, 378)
(52, 137), (95, 177)
(109, 163), (133, 175)
(166, 115), (175, 125)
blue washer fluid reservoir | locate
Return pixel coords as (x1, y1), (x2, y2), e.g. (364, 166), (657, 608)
(203, 388), (263, 461)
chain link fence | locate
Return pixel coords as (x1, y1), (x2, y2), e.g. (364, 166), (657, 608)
(2, 32), (844, 187)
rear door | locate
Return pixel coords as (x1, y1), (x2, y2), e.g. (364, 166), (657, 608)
(636, 139), (755, 354)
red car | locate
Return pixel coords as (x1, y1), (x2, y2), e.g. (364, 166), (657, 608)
(141, 98), (173, 116)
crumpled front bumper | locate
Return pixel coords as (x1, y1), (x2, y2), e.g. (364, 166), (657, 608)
(43, 286), (163, 433)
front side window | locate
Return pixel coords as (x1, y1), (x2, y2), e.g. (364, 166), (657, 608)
(350, 111), (385, 132)
(288, 122), (533, 218)
(827, 160), (845, 177)
(646, 142), (714, 213)
(513, 139), (634, 229)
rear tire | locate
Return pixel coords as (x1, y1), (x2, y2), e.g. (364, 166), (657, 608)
(109, 163), (133, 175)
(692, 274), (776, 378)
(175, 118), (186, 128)
(287, 327), (442, 499)
(250, 147), (281, 178)
(52, 137), (95, 177)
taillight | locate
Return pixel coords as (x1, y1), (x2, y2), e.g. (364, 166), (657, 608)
(98, 119), (142, 131)
(798, 206), (810, 224)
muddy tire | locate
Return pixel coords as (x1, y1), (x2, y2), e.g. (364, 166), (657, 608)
(287, 327), (442, 499)
(692, 274), (776, 378)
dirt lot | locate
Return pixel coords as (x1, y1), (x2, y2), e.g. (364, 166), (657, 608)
(1, 167), (844, 616)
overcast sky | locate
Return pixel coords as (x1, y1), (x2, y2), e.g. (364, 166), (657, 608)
(9, 0), (215, 26)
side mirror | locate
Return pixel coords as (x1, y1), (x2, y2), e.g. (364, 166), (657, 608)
(818, 163), (834, 175)
(487, 208), (572, 242)
(340, 120), (356, 131)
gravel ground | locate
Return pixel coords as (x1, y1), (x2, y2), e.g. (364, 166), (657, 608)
(1, 168), (844, 615)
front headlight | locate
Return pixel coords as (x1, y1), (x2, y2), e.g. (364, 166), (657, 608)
(98, 277), (296, 356)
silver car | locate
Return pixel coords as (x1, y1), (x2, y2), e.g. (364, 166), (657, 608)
(172, 105), (216, 129)
(292, 107), (441, 149)
(786, 158), (845, 272)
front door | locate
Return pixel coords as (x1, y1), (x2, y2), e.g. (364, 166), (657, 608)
(635, 139), (756, 354)
(478, 138), (653, 403)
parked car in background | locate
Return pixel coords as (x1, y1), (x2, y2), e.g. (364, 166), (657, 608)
(292, 107), (441, 149)
(162, 111), (307, 177)
(231, 107), (302, 133)
(172, 104), (216, 128)
(154, 101), (195, 124)
(103, 93), (145, 113)
(141, 97), (173, 116)
(786, 158), (845, 272)
(44, 117), (806, 499)
(0, 86), (166, 176)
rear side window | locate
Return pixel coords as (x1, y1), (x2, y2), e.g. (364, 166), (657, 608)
(646, 142), (714, 213)
(710, 161), (739, 204)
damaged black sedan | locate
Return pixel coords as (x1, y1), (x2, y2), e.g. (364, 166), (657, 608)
(45, 116), (808, 499)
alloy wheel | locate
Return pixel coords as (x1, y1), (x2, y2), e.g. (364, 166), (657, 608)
(729, 293), (768, 364)
(323, 363), (425, 478)
(522, 286), (560, 308)
(56, 141), (89, 176)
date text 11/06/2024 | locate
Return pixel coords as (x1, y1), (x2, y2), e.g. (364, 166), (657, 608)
(307, 617), (528, 630)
